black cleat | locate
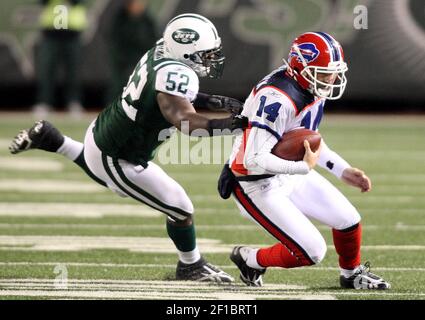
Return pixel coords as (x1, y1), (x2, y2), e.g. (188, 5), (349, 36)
(176, 257), (234, 283)
(340, 262), (391, 290)
(9, 120), (64, 154)
(230, 246), (266, 287)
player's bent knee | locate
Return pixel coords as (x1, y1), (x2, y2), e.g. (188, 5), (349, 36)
(337, 210), (361, 231)
(167, 215), (193, 226)
(167, 188), (194, 215)
(307, 237), (327, 265)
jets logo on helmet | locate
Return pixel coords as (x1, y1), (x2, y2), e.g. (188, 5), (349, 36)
(284, 31), (348, 100)
(290, 43), (320, 63)
(172, 29), (200, 44)
(163, 13), (225, 79)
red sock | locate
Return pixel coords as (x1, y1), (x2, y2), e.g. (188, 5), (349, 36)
(332, 223), (362, 270)
(257, 243), (312, 268)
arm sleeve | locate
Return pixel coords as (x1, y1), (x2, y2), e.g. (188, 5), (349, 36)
(242, 89), (309, 175)
(317, 140), (351, 178)
(155, 64), (199, 102)
(244, 126), (310, 175)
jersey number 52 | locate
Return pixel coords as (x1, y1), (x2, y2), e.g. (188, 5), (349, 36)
(166, 72), (189, 94)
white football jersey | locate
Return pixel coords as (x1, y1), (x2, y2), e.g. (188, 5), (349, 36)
(230, 67), (325, 175)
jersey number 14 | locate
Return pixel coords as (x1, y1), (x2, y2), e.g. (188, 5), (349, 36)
(257, 96), (282, 123)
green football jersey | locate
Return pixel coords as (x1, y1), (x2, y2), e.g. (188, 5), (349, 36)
(93, 43), (199, 167)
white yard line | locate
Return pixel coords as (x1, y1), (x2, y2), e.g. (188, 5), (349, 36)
(190, 194), (425, 203)
(0, 180), (106, 193)
(0, 203), (160, 218)
(1, 279), (425, 299)
(0, 262), (424, 272)
(0, 235), (423, 253)
(0, 279), (329, 300)
(0, 158), (63, 171)
(0, 203), (422, 217)
(0, 223), (424, 231)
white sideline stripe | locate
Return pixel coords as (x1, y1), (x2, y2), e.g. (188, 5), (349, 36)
(0, 180), (106, 193)
(1, 262), (425, 272)
(0, 158), (63, 171)
(0, 203), (159, 218)
(1, 223), (425, 232)
(0, 235), (424, 253)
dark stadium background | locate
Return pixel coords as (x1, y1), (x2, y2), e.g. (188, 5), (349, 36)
(0, 0), (424, 112)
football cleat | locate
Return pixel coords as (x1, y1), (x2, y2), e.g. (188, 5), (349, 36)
(340, 262), (391, 290)
(176, 257), (234, 283)
(9, 120), (64, 155)
(230, 246), (266, 287)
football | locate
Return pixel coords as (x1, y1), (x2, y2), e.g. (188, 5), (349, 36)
(272, 128), (321, 161)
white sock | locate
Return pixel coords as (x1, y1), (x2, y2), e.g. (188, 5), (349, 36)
(246, 248), (265, 270)
(178, 247), (201, 264)
(340, 266), (360, 278)
(57, 136), (84, 161)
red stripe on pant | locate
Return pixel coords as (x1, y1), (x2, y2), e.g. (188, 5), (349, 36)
(234, 184), (314, 267)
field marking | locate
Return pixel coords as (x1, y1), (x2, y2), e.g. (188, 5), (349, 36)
(0, 203), (422, 218)
(1, 262), (425, 272)
(0, 279), (331, 300)
(0, 180), (106, 193)
(190, 194), (425, 203)
(1, 223), (425, 232)
(0, 236), (228, 253)
(0, 203), (159, 218)
(0, 157), (63, 171)
(1, 279), (425, 299)
(0, 235), (424, 253)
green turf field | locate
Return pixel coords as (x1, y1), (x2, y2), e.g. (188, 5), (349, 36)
(0, 113), (424, 300)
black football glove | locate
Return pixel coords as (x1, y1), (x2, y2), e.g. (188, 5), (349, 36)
(231, 114), (249, 130)
(205, 95), (244, 115)
(207, 114), (249, 136)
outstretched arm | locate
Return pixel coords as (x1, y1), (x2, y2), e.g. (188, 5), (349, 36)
(193, 92), (244, 115)
(157, 92), (247, 136)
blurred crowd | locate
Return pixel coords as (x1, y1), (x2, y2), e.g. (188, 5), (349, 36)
(33, 0), (157, 118)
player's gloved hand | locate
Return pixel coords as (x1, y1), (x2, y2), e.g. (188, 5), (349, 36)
(231, 114), (249, 130)
(341, 167), (372, 193)
(207, 114), (249, 136)
(303, 140), (321, 169)
(206, 95), (244, 115)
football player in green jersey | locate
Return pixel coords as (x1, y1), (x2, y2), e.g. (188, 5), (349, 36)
(10, 13), (248, 282)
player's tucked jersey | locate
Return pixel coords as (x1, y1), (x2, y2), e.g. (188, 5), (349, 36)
(230, 66), (325, 175)
(93, 41), (199, 167)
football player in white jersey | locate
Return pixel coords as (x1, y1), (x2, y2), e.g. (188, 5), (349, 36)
(223, 32), (390, 289)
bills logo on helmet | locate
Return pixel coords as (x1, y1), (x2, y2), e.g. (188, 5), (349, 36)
(290, 42), (320, 63)
(172, 28), (200, 44)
